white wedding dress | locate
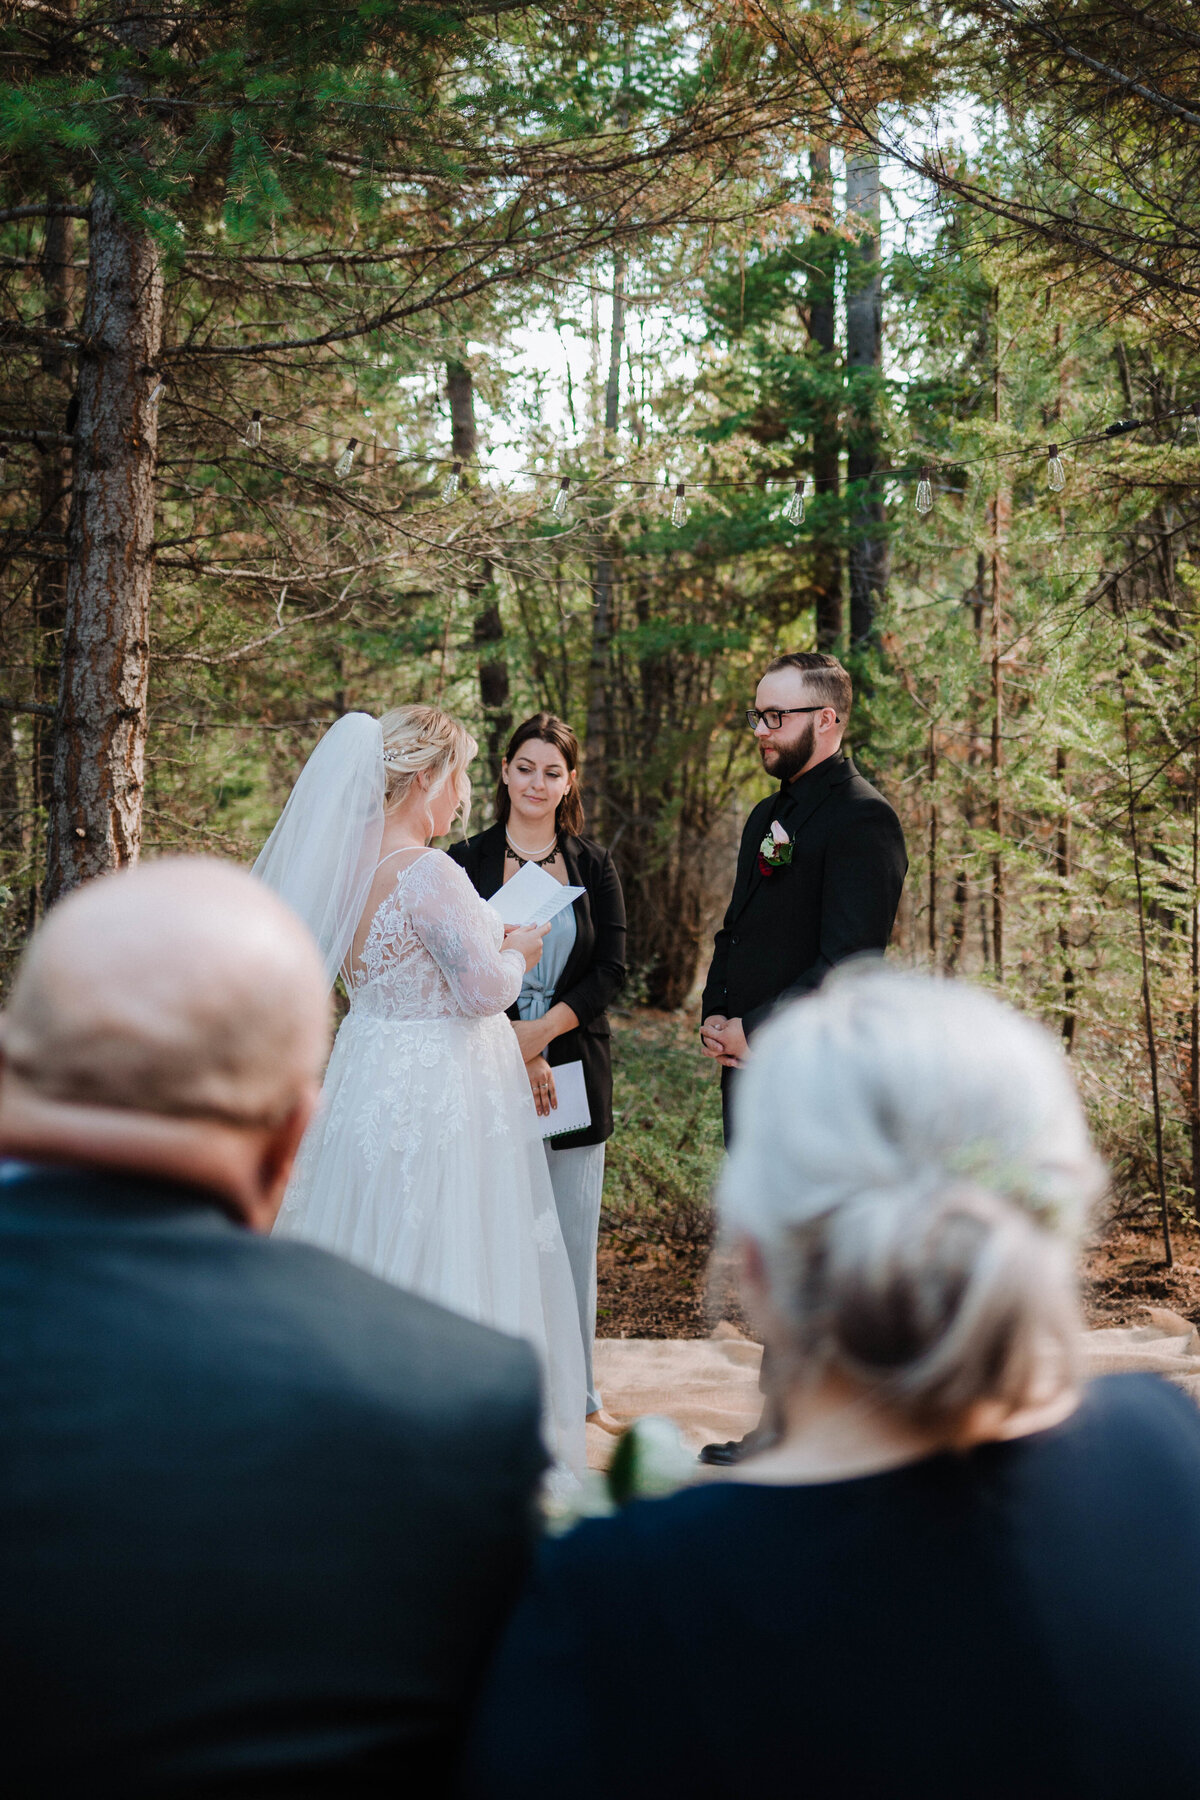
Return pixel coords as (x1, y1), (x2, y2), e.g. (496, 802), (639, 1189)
(274, 846), (586, 1482)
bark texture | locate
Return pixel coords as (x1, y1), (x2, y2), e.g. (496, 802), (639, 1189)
(46, 185), (162, 899)
(845, 145), (888, 644)
(33, 203), (75, 906)
(446, 359), (511, 781)
(584, 252), (625, 831)
(807, 143), (843, 649)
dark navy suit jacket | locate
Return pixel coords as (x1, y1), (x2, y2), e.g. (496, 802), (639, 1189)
(0, 1162), (546, 1797)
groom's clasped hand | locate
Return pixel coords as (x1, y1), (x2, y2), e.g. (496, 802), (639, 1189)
(698, 1012), (748, 1067)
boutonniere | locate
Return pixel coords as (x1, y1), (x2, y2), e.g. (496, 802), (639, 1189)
(757, 818), (793, 877)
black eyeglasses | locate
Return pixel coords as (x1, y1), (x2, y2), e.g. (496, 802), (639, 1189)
(745, 706), (838, 732)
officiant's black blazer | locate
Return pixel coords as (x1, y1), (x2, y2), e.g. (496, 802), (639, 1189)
(449, 825), (625, 1149)
(701, 753), (907, 1038)
(0, 1162), (546, 1798)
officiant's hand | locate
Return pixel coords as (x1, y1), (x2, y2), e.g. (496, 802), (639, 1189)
(526, 1054), (558, 1117)
(504, 921), (550, 972)
(700, 1013), (728, 1057)
(513, 1017), (551, 1062)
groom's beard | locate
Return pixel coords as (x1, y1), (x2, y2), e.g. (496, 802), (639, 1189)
(762, 716), (817, 784)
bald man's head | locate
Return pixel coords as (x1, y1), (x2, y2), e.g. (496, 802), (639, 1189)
(3, 859), (330, 1125)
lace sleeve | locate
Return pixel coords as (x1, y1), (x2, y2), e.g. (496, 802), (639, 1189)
(405, 851), (525, 1016)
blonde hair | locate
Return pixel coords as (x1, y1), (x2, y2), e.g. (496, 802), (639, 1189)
(720, 969), (1107, 1435)
(379, 704), (477, 833)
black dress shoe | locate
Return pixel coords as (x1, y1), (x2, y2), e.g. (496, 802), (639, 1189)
(698, 1426), (776, 1467)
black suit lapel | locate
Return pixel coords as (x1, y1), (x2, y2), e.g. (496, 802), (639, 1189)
(727, 757), (851, 926)
(727, 796), (778, 926)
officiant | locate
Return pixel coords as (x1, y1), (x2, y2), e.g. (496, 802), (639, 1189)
(451, 713), (626, 1431)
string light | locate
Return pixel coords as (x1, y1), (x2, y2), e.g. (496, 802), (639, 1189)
(162, 388), (1200, 516)
(1046, 444), (1066, 492)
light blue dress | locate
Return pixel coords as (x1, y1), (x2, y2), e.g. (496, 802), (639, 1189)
(519, 903), (606, 1415)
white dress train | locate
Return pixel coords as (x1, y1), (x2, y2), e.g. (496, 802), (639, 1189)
(274, 848), (586, 1480)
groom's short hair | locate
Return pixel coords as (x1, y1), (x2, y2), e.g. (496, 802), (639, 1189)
(764, 651), (852, 721)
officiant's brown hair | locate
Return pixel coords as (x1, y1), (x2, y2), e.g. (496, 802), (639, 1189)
(496, 714), (585, 838)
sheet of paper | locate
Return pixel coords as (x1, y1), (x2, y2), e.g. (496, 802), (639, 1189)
(534, 1059), (591, 1140)
(487, 859), (584, 928)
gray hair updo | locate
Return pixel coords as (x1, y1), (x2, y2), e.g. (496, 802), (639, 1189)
(720, 970), (1107, 1433)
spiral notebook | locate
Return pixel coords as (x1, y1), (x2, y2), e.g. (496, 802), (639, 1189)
(535, 1060), (591, 1140)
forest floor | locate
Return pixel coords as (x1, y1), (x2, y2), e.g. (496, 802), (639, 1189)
(598, 1010), (1200, 1340)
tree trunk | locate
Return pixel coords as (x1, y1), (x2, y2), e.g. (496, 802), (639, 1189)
(845, 144), (887, 645)
(1056, 747), (1077, 1050)
(446, 359), (510, 782)
(807, 143), (842, 649)
(1123, 686), (1172, 1265)
(927, 718), (938, 962)
(46, 185), (163, 900)
(33, 203), (76, 911)
(584, 252), (625, 830)
(988, 296), (1009, 980)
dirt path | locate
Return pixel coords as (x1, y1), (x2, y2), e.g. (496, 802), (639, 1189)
(597, 1211), (1200, 1341)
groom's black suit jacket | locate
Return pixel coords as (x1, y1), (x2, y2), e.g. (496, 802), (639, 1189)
(0, 1162), (546, 1798)
(701, 753), (908, 1039)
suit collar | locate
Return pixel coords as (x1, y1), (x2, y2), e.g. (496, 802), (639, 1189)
(777, 751), (852, 809)
(0, 1161), (239, 1230)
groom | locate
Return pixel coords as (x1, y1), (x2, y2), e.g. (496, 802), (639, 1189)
(699, 652), (907, 1460)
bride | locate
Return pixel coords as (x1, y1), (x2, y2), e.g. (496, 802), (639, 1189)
(253, 705), (586, 1480)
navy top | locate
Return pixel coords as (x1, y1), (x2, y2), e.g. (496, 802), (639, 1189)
(461, 1376), (1200, 1799)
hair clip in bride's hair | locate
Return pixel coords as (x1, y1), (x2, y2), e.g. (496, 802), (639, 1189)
(382, 747), (404, 768)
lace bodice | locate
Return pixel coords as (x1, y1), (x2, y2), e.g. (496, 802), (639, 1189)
(349, 848), (525, 1022)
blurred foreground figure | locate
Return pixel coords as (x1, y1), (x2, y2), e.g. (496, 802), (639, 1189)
(0, 860), (545, 1799)
(462, 971), (1200, 1800)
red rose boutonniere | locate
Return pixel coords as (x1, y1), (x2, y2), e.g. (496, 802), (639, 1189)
(757, 819), (793, 877)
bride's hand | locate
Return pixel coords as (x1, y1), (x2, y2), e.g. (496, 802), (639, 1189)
(504, 921), (550, 972)
(526, 1055), (557, 1117)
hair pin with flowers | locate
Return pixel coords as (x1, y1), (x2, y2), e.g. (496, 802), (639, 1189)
(757, 819), (793, 877)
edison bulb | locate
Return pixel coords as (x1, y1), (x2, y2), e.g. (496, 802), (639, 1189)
(551, 477), (571, 518)
(915, 472), (934, 515)
(783, 480), (805, 526)
(1046, 445), (1066, 492)
(671, 482), (687, 529)
(442, 461), (462, 503)
(334, 437), (358, 479)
